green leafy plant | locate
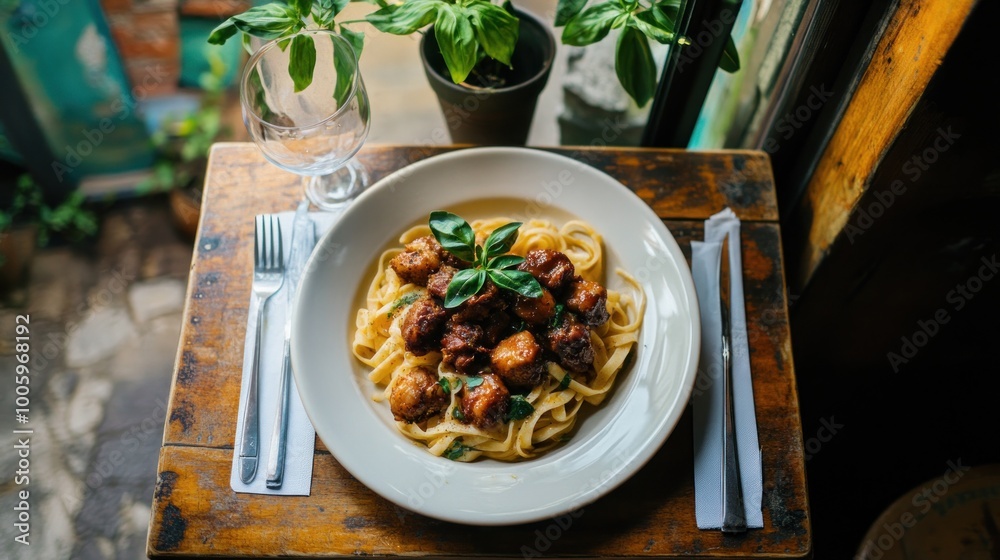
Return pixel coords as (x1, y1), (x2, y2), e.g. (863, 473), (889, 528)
(365, 0), (519, 84)
(0, 174), (98, 249)
(208, 0), (366, 100)
(427, 211), (542, 308)
(138, 53), (231, 195)
(556, 0), (740, 106)
(208, 0), (741, 112)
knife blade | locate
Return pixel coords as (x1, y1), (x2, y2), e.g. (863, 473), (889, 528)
(265, 200), (315, 488)
(720, 233), (746, 532)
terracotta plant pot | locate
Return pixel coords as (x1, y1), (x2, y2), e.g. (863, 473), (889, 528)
(0, 224), (38, 293)
(169, 187), (202, 240)
(420, 10), (556, 146)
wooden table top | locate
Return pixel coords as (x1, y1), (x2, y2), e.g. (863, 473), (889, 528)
(147, 143), (810, 558)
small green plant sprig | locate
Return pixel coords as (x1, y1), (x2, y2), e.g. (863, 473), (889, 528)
(428, 211), (542, 308)
(555, 0), (740, 107)
(365, 0), (519, 84)
(208, 0), (366, 101)
(0, 174), (98, 250)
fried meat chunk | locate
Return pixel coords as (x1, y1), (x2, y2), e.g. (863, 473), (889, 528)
(490, 331), (545, 388)
(401, 296), (448, 356)
(389, 236), (446, 286)
(546, 316), (595, 373)
(513, 288), (556, 325)
(459, 373), (509, 428)
(518, 249), (575, 292)
(440, 320), (489, 374)
(565, 278), (610, 327)
(390, 366), (448, 423)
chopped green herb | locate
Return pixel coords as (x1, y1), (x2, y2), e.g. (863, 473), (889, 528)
(438, 377), (451, 394)
(443, 438), (471, 460)
(452, 377), (463, 392)
(452, 407), (465, 421)
(465, 376), (484, 389)
(558, 374), (571, 390)
(505, 395), (534, 422)
(550, 303), (566, 328)
(387, 292), (421, 318)
(558, 434), (573, 443)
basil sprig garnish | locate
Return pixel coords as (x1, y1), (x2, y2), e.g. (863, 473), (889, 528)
(428, 211), (543, 308)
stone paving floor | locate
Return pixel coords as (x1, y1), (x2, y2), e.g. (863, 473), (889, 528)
(1, 198), (192, 560)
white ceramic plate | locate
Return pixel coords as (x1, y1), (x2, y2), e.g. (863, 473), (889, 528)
(292, 147), (700, 525)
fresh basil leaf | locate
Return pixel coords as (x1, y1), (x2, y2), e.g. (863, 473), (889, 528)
(207, 19), (238, 45)
(616, 26), (656, 107)
(652, 1), (678, 28)
(465, 376), (484, 389)
(290, 0), (313, 17)
(366, 0), (441, 35)
(332, 34), (355, 106)
(475, 245), (484, 266)
(482, 221), (521, 258)
(487, 269), (542, 299)
(439, 377), (451, 394)
(719, 34), (740, 73)
(232, 4), (303, 40)
(429, 211), (476, 262)
(288, 34), (317, 92)
(487, 254), (524, 270)
(505, 395), (534, 422)
(434, 4), (478, 83)
(632, 9), (674, 44)
(555, 0), (588, 27)
(558, 374), (571, 390)
(241, 33), (254, 55)
(550, 303), (565, 328)
(311, 0), (334, 27)
(561, 3), (623, 46)
(451, 408), (465, 422)
(466, 2), (518, 67)
(444, 268), (486, 308)
(339, 25), (365, 58)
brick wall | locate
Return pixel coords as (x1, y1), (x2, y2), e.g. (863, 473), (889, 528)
(97, 1), (250, 97)
(99, 0), (181, 97)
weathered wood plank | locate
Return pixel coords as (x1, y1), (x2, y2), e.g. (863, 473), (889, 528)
(789, 0), (977, 292)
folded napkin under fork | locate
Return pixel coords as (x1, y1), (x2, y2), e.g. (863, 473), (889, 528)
(691, 208), (764, 529)
(230, 209), (341, 495)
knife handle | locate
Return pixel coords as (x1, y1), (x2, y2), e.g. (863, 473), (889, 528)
(265, 337), (292, 488)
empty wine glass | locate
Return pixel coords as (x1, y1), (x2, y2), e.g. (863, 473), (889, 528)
(240, 30), (370, 210)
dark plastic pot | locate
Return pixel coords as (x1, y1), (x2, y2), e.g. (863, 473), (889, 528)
(420, 10), (555, 146)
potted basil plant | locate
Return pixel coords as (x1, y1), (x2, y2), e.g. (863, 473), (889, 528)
(365, 0), (555, 146)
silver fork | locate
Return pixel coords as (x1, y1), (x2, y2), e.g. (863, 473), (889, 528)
(238, 215), (284, 484)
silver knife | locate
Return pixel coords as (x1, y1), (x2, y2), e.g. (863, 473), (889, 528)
(265, 200), (315, 488)
(720, 233), (747, 532)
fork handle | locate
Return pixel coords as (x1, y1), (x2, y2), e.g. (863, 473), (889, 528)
(265, 336), (292, 488)
(238, 294), (266, 483)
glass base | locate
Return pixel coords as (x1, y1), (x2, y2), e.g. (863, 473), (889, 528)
(305, 159), (370, 211)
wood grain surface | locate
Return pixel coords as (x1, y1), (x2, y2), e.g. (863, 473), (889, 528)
(148, 143), (808, 558)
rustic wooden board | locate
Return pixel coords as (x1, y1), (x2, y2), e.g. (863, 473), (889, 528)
(150, 144), (808, 558)
(788, 0), (976, 292)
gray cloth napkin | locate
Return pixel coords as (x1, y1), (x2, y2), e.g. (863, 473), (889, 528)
(230, 210), (341, 495)
(691, 208), (764, 528)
